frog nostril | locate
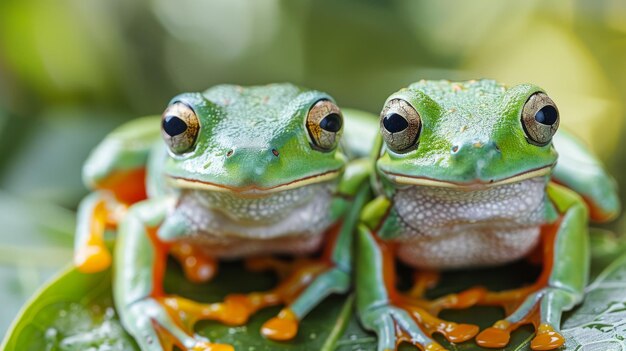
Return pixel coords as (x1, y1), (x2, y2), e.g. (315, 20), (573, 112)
(272, 148), (279, 157)
(451, 145), (460, 154)
(226, 149), (234, 157)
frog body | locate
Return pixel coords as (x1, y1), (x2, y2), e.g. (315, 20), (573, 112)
(74, 83), (373, 351)
(357, 79), (620, 351)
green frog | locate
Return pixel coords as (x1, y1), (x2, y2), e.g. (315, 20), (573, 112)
(73, 83), (371, 350)
(356, 79), (620, 351)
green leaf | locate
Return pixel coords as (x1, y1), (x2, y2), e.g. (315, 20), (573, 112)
(0, 193), (75, 334)
(561, 251), (626, 350)
(1, 267), (136, 351)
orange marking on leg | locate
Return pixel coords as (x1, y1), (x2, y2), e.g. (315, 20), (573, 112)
(95, 168), (147, 204)
(170, 243), (217, 283)
(75, 200), (112, 273)
(147, 227), (170, 298)
(321, 223), (342, 261)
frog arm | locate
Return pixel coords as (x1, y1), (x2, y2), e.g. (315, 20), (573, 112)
(113, 197), (226, 351)
(286, 183), (371, 322)
(360, 195), (404, 241)
(73, 191), (116, 273)
(545, 182), (589, 299)
(337, 158), (372, 196)
(74, 116), (162, 273)
(476, 182), (589, 349)
(329, 158), (371, 224)
(82, 115), (161, 203)
(355, 223), (440, 350)
(286, 164), (372, 319)
(552, 129), (620, 222)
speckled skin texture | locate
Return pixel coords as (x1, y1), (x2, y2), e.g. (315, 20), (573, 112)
(175, 182), (336, 258)
(393, 177), (547, 269)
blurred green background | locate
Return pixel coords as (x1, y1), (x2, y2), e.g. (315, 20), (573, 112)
(1, 0), (626, 338)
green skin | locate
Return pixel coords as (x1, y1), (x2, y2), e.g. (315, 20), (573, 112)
(76, 84), (372, 350)
(356, 80), (620, 350)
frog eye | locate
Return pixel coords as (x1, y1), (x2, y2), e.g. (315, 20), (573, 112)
(521, 92), (559, 146)
(306, 100), (343, 151)
(161, 102), (200, 154)
(380, 99), (421, 153)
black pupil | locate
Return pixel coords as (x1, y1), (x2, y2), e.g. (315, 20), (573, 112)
(534, 105), (558, 125)
(163, 115), (188, 136)
(383, 113), (409, 133)
(320, 113), (342, 132)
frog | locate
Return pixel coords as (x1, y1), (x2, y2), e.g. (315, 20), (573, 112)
(72, 83), (373, 350)
(356, 79), (620, 351)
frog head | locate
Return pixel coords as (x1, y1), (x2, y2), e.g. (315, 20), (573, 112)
(160, 83), (346, 196)
(377, 79), (559, 189)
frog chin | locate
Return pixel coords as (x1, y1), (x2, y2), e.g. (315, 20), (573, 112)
(165, 169), (341, 198)
(382, 164), (554, 190)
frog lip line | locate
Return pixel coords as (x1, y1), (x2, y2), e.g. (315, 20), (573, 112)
(166, 169), (341, 195)
(382, 165), (554, 189)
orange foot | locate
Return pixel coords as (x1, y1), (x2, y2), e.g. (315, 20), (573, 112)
(474, 287), (569, 350)
(477, 318), (564, 350)
(220, 260), (330, 341)
(160, 295), (255, 327)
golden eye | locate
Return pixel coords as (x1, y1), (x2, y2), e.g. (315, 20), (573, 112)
(521, 92), (559, 146)
(380, 99), (421, 153)
(306, 100), (343, 151)
(161, 102), (200, 154)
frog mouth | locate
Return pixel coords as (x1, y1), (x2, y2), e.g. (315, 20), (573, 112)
(382, 165), (554, 190)
(166, 169), (341, 196)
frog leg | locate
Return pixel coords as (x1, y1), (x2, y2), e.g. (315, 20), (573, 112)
(74, 191), (127, 273)
(74, 167), (149, 274)
(114, 198), (234, 351)
(357, 225), (480, 351)
(220, 160), (372, 341)
(475, 183), (588, 350)
(552, 129), (620, 222)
